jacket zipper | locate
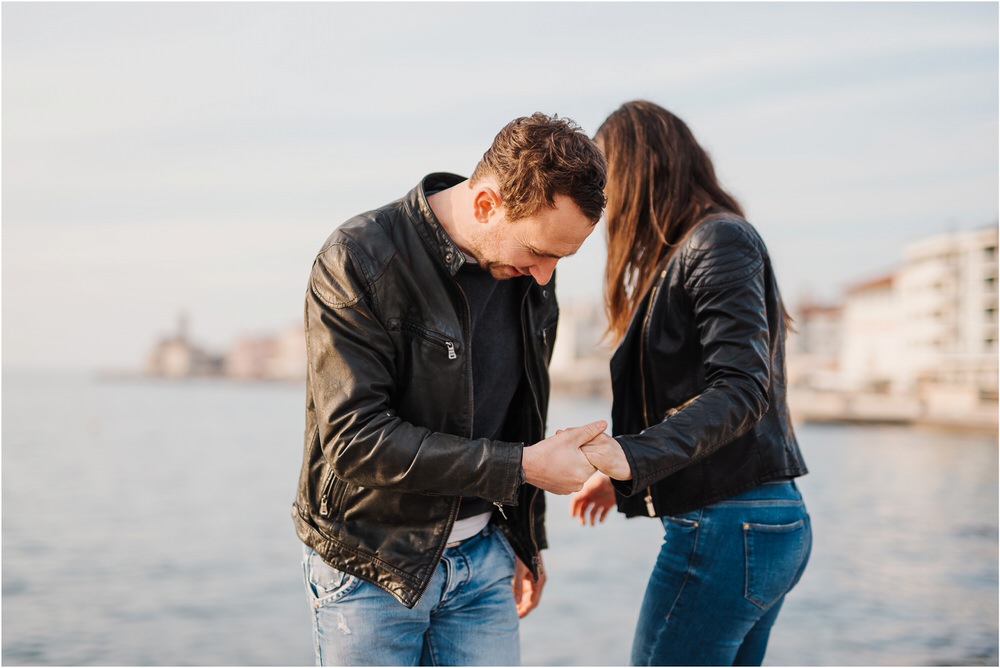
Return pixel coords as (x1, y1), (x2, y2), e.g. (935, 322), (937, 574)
(421, 329), (457, 360)
(453, 282), (474, 440)
(388, 318), (458, 360)
(520, 286), (545, 564)
(528, 486), (541, 574)
(454, 280), (489, 519)
(410, 493), (460, 609)
(483, 286), (537, 550)
(639, 269), (667, 518)
(521, 288), (546, 444)
(318, 468), (336, 517)
(416, 330), (456, 360)
(408, 271), (468, 612)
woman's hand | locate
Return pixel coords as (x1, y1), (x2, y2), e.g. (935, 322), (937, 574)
(569, 472), (617, 526)
(580, 432), (632, 481)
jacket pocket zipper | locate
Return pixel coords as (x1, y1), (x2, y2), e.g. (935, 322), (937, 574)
(318, 468), (337, 517)
(388, 318), (458, 360)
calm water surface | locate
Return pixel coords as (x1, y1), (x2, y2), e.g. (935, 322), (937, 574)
(3, 371), (997, 665)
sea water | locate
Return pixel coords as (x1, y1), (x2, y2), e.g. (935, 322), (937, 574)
(3, 371), (996, 665)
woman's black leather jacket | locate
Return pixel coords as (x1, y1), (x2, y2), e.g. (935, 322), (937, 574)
(610, 214), (808, 517)
(292, 174), (553, 608)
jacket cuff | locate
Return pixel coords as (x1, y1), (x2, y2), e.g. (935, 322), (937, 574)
(610, 435), (643, 497)
(494, 440), (525, 505)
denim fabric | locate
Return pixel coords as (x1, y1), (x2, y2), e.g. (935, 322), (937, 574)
(630, 481), (812, 666)
(302, 524), (520, 666)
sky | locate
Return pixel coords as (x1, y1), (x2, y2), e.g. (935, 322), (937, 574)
(3, 1), (997, 372)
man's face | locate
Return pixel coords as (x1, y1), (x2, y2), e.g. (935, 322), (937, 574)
(466, 194), (595, 285)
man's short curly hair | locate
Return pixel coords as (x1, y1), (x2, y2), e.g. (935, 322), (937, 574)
(470, 113), (607, 224)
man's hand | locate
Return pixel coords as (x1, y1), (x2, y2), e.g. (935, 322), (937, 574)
(569, 472), (617, 525)
(512, 555), (546, 618)
(522, 421), (604, 494)
(580, 432), (632, 481)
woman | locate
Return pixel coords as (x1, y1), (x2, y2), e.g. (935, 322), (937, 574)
(572, 100), (812, 666)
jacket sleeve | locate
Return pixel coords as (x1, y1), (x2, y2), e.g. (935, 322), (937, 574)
(306, 240), (524, 503)
(613, 220), (772, 496)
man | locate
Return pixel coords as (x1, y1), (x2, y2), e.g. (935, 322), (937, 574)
(292, 112), (609, 666)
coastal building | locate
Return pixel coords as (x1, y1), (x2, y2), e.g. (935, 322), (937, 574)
(144, 315), (304, 382)
(896, 226), (998, 393)
(144, 313), (224, 378)
(896, 226), (998, 424)
(789, 225), (998, 429)
(787, 300), (843, 390)
(839, 274), (901, 393)
(268, 325), (307, 381)
(224, 325), (306, 381)
(225, 336), (277, 380)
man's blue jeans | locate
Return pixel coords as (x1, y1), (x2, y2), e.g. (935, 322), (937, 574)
(302, 524), (520, 666)
(631, 481), (812, 666)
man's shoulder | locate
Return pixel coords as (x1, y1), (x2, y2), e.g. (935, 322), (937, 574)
(309, 200), (409, 306)
(320, 199), (405, 263)
(319, 193), (421, 271)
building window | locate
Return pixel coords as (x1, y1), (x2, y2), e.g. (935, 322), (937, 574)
(985, 246), (997, 260)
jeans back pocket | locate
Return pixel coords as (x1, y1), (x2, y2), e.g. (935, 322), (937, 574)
(743, 516), (811, 609)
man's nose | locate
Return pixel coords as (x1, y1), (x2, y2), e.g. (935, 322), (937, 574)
(529, 257), (558, 285)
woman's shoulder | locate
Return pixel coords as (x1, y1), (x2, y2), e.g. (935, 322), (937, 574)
(684, 214), (764, 253)
(680, 214), (767, 290)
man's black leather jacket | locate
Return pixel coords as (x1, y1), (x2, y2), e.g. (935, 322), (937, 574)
(610, 214), (808, 517)
(292, 174), (553, 608)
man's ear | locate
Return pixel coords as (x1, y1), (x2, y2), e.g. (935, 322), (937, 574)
(472, 186), (503, 224)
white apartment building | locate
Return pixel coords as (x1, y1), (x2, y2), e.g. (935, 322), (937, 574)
(787, 300), (843, 390)
(824, 225), (998, 425)
(894, 226), (998, 398)
(839, 274), (903, 393)
(788, 226), (997, 426)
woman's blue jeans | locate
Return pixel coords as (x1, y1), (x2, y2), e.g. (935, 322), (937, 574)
(630, 481), (812, 666)
(302, 524), (520, 666)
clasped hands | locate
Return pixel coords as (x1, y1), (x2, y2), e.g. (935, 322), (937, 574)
(513, 422), (629, 617)
(521, 420), (631, 495)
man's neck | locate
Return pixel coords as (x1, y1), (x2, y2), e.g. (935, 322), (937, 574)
(427, 180), (475, 256)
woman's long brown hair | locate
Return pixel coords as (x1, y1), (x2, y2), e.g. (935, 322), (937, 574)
(595, 100), (747, 343)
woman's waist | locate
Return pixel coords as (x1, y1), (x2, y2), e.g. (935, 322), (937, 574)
(708, 479), (804, 506)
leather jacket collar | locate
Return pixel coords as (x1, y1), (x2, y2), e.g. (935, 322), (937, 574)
(408, 172), (467, 277)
